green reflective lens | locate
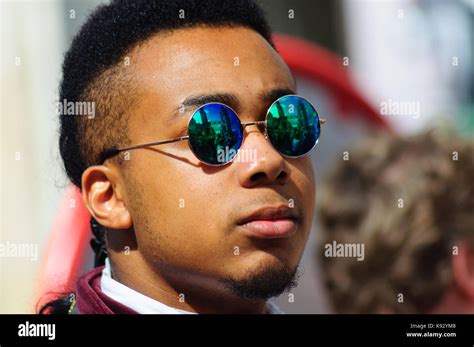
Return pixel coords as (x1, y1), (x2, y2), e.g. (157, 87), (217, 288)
(188, 103), (243, 165)
(266, 95), (320, 157)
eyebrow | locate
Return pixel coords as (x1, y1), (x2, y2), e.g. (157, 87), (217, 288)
(174, 87), (296, 118)
(258, 88), (296, 105)
(182, 93), (240, 110)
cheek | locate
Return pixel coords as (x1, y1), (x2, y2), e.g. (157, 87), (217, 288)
(125, 156), (230, 266)
(291, 158), (316, 225)
(293, 157), (315, 197)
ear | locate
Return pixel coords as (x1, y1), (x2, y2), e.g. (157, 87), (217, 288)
(451, 242), (474, 301)
(81, 165), (132, 230)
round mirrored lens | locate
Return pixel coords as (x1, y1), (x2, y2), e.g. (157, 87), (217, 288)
(266, 95), (320, 157)
(188, 103), (243, 165)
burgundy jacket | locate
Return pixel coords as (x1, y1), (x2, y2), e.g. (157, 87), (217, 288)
(73, 266), (137, 314)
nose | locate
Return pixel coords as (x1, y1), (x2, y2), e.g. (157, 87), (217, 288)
(236, 125), (291, 188)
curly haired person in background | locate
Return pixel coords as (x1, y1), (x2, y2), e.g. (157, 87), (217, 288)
(317, 131), (474, 314)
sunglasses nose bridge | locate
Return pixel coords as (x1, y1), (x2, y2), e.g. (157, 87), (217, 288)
(241, 120), (267, 135)
(241, 121), (268, 143)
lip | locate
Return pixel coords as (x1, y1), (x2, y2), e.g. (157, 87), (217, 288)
(237, 205), (299, 239)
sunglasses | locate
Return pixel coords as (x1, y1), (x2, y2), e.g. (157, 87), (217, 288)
(101, 94), (325, 166)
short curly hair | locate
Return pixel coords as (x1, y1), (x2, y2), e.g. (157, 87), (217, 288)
(317, 131), (474, 313)
(58, 0), (274, 187)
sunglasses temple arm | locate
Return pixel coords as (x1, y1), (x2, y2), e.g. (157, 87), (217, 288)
(101, 136), (189, 162)
(119, 136), (190, 151)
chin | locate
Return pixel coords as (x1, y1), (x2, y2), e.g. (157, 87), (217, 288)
(242, 246), (300, 272)
(221, 252), (300, 300)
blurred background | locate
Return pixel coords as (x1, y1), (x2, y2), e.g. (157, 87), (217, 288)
(1, 0), (472, 313)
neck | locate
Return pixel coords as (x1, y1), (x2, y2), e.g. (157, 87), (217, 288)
(108, 253), (269, 314)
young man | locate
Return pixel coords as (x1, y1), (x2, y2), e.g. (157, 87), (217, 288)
(45, 0), (321, 314)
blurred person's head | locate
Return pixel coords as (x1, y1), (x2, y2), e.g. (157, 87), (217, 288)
(317, 131), (474, 313)
(55, 0), (316, 313)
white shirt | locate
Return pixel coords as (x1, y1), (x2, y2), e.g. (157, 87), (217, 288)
(101, 258), (284, 314)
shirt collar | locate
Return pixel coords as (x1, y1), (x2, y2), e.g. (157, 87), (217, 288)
(100, 258), (284, 314)
(101, 258), (194, 314)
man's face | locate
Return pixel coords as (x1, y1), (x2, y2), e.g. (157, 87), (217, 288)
(119, 26), (316, 299)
